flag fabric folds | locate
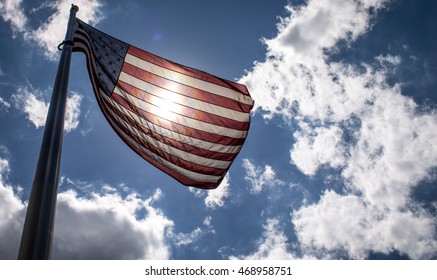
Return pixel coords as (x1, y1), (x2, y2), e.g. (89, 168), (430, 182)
(72, 18), (254, 189)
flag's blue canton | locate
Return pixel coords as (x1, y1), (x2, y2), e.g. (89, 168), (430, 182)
(76, 19), (129, 97)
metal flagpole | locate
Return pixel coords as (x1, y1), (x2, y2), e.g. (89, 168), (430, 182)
(17, 4), (79, 260)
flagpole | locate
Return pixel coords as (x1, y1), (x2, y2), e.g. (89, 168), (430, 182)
(17, 4), (79, 260)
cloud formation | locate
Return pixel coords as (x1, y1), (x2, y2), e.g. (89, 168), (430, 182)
(0, 0), (28, 38)
(230, 219), (301, 260)
(0, 0), (103, 59)
(0, 97), (10, 111)
(204, 173), (230, 208)
(12, 86), (82, 133)
(32, 0), (103, 59)
(293, 190), (437, 259)
(291, 125), (346, 176)
(172, 216), (215, 247)
(0, 156), (175, 259)
(240, 0), (437, 259)
(53, 188), (173, 259)
(242, 159), (284, 194)
(0, 155), (25, 259)
(190, 173), (231, 209)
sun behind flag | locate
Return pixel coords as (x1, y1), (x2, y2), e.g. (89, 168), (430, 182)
(72, 18), (254, 189)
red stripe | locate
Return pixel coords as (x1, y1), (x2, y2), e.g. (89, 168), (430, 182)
(128, 46), (251, 96)
(111, 92), (247, 146)
(122, 63), (253, 113)
(117, 80), (250, 131)
(100, 98), (228, 176)
(97, 93), (221, 189)
(73, 21), (249, 189)
(128, 141), (222, 189)
(103, 100), (239, 162)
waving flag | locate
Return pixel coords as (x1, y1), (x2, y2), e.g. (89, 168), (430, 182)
(72, 18), (254, 189)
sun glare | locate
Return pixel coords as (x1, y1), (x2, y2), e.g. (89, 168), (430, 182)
(149, 90), (183, 122)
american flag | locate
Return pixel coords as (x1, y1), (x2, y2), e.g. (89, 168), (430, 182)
(72, 18), (254, 189)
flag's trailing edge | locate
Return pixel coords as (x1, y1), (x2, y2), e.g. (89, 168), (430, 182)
(72, 18), (254, 189)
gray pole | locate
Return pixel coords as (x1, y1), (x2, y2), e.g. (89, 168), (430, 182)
(17, 4), (79, 260)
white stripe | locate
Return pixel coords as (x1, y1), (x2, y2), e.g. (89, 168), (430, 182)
(101, 95), (232, 169)
(104, 113), (222, 183)
(110, 112), (231, 169)
(119, 72), (250, 122)
(74, 32), (222, 182)
(101, 90), (242, 154)
(75, 36), (241, 158)
(125, 53), (253, 106)
(75, 33), (248, 139)
(112, 87), (248, 139)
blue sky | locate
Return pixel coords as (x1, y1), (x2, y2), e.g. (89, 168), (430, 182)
(0, 0), (436, 260)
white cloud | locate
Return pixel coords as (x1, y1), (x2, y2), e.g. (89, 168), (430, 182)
(101, 184), (117, 193)
(203, 215), (213, 228)
(0, 159), (175, 259)
(53, 188), (173, 259)
(0, 0), (28, 38)
(0, 157), (25, 259)
(173, 227), (203, 247)
(241, 0), (437, 259)
(242, 159), (284, 194)
(376, 54), (402, 66)
(273, 0), (386, 58)
(293, 190), (437, 259)
(204, 173), (230, 208)
(343, 92), (437, 209)
(0, 97), (11, 111)
(12, 86), (48, 129)
(230, 219), (305, 260)
(172, 216), (215, 247)
(291, 125), (347, 176)
(190, 173), (231, 209)
(12, 86), (82, 133)
(0, 158), (8, 173)
(32, 0), (103, 59)
(241, 0), (388, 120)
(0, 0), (103, 59)
(64, 91), (82, 132)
